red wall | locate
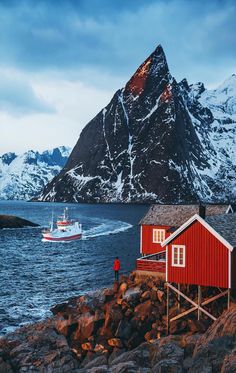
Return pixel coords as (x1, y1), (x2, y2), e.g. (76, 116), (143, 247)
(141, 225), (171, 255)
(167, 220), (229, 288)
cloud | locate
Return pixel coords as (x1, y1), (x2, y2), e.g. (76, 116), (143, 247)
(0, 0), (235, 86)
(0, 69), (54, 115)
(0, 69), (116, 153)
(0, 0), (235, 153)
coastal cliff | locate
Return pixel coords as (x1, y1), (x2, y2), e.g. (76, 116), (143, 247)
(0, 273), (235, 372)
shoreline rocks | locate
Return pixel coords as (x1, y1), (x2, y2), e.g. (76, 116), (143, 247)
(0, 273), (236, 372)
(0, 214), (39, 229)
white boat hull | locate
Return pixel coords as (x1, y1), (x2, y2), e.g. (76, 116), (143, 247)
(42, 208), (82, 242)
(42, 232), (82, 242)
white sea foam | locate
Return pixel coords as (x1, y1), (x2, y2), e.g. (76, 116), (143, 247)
(83, 219), (132, 239)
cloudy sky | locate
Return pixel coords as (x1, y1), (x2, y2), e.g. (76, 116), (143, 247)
(0, 0), (235, 154)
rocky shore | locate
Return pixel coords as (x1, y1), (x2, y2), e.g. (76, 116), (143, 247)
(0, 273), (236, 372)
(0, 215), (39, 229)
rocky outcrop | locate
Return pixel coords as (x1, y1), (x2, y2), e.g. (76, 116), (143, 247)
(39, 46), (236, 204)
(0, 215), (39, 229)
(0, 274), (235, 372)
(188, 306), (236, 372)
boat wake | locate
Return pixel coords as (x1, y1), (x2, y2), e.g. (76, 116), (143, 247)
(83, 219), (132, 239)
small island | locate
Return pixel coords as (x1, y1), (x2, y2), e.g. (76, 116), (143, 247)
(0, 214), (39, 229)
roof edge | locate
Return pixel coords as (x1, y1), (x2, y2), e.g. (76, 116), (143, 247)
(161, 213), (234, 252)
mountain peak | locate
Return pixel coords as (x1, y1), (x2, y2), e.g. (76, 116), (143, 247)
(217, 74), (236, 92)
(125, 44), (169, 96)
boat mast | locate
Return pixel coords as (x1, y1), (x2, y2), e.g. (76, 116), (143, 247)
(50, 211), (54, 232)
(64, 207), (68, 221)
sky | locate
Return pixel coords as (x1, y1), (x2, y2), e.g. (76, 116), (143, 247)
(0, 0), (235, 154)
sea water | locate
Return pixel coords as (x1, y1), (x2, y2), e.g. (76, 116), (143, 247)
(0, 200), (148, 335)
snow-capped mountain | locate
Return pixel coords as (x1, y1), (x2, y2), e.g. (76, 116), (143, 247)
(39, 45), (236, 203)
(0, 146), (71, 200)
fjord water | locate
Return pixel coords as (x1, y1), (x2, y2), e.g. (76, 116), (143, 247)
(0, 201), (148, 335)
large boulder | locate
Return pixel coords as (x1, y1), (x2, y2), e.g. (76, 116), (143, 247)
(189, 306), (236, 372)
(0, 322), (79, 372)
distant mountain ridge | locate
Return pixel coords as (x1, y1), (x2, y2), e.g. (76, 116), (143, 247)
(39, 45), (236, 203)
(0, 146), (71, 200)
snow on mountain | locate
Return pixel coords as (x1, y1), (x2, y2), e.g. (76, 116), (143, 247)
(0, 146), (71, 200)
(39, 46), (236, 203)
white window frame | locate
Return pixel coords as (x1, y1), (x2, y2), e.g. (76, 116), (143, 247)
(171, 245), (186, 267)
(153, 229), (165, 243)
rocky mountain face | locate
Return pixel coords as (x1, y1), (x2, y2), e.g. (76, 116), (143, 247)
(0, 146), (71, 200)
(39, 45), (236, 203)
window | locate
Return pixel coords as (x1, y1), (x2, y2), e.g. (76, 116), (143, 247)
(172, 245), (185, 267)
(153, 229), (165, 243)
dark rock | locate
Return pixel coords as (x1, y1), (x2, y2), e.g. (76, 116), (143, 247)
(189, 336), (236, 373)
(169, 319), (188, 335)
(221, 348), (236, 373)
(115, 320), (132, 341)
(1, 323), (79, 372)
(76, 366), (109, 373)
(151, 341), (184, 368)
(190, 307), (236, 372)
(70, 312), (95, 342)
(194, 306), (236, 354)
(134, 300), (153, 317)
(82, 355), (107, 369)
(151, 358), (183, 373)
(0, 215), (39, 229)
(108, 348), (126, 365)
(110, 342), (153, 368)
(110, 361), (140, 373)
(141, 291), (151, 301)
(0, 357), (14, 373)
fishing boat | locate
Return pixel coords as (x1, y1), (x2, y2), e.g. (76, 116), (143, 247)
(42, 208), (82, 242)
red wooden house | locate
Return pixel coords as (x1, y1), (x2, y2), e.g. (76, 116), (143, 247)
(136, 204), (230, 275)
(161, 213), (236, 327)
(162, 213), (236, 288)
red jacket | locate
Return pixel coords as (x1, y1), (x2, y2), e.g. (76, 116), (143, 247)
(113, 259), (120, 271)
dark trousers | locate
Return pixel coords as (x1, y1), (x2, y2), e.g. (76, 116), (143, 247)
(114, 270), (119, 281)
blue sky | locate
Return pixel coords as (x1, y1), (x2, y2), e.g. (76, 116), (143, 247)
(0, 0), (235, 153)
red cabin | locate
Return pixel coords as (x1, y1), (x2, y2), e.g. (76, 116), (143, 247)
(162, 213), (236, 288)
(136, 204), (230, 275)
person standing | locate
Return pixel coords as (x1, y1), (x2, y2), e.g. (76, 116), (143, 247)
(113, 257), (120, 281)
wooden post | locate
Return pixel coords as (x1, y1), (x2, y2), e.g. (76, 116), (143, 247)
(166, 284), (169, 335)
(198, 285), (202, 320)
(178, 283), (180, 311)
(228, 289), (231, 309)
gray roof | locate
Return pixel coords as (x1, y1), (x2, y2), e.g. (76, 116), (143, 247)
(205, 213), (236, 248)
(140, 204), (229, 227)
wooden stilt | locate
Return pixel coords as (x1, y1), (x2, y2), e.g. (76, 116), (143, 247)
(167, 283), (230, 334)
(168, 283), (217, 321)
(178, 283), (180, 311)
(228, 289), (231, 309)
(198, 285), (202, 320)
(166, 284), (169, 335)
